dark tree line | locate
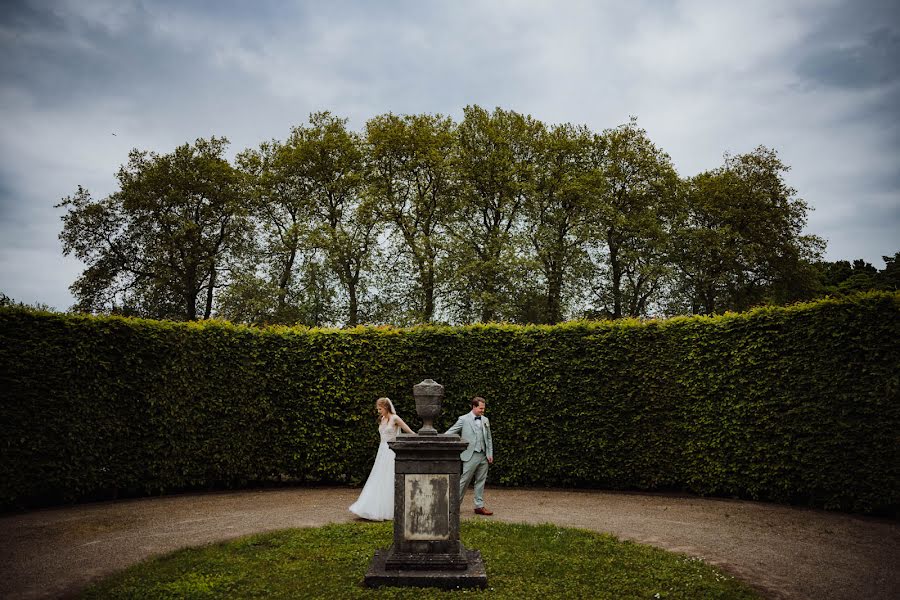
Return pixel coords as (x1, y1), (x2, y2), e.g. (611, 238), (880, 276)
(812, 254), (900, 296)
(59, 106), (875, 326)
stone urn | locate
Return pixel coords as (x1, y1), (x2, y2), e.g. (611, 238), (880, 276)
(413, 378), (443, 435)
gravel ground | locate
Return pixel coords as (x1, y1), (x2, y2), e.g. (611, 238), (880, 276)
(0, 486), (896, 599)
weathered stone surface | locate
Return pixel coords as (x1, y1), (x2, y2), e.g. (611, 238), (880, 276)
(395, 460), (460, 474)
(413, 378), (443, 435)
(384, 540), (469, 570)
(389, 435), (466, 553)
(364, 548), (488, 589)
(404, 474), (450, 540)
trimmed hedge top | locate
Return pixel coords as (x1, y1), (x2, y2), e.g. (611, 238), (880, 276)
(2, 292), (898, 513)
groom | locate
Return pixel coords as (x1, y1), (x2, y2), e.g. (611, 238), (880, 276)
(445, 396), (494, 515)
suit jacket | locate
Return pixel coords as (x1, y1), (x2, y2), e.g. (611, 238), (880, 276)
(445, 412), (493, 462)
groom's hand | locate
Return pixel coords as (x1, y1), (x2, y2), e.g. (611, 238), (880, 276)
(488, 457), (494, 464)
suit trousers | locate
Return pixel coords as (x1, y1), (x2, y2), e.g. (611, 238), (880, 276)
(459, 450), (489, 508)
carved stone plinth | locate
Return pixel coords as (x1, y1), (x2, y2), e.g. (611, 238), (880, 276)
(365, 548), (487, 589)
(363, 432), (487, 589)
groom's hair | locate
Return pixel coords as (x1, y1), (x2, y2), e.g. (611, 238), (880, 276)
(471, 396), (486, 408)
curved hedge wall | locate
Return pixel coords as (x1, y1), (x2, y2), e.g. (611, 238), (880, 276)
(1, 292), (898, 513)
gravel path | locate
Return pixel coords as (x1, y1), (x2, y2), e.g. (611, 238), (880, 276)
(0, 487), (896, 599)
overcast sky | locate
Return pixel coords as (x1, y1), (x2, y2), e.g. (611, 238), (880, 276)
(1, 0), (898, 310)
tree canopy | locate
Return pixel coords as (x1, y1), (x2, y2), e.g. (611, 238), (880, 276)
(58, 107), (887, 325)
(58, 137), (248, 320)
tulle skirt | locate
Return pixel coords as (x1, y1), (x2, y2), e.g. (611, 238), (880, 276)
(349, 441), (395, 521)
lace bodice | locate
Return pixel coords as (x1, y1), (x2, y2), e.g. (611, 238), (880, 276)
(379, 416), (400, 443)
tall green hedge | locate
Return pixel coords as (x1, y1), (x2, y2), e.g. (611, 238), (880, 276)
(1, 292), (898, 513)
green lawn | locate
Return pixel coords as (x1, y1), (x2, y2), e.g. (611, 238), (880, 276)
(81, 521), (760, 599)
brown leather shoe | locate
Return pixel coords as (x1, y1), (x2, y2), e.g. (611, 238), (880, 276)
(474, 507), (493, 516)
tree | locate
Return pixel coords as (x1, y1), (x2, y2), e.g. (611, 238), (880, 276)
(55, 107), (850, 326)
(295, 112), (376, 327)
(227, 138), (335, 326)
(365, 112), (458, 323)
(586, 118), (680, 319)
(671, 146), (824, 314)
(523, 122), (597, 323)
(878, 252), (900, 291)
(810, 253), (899, 297)
(449, 105), (542, 323)
(0, 292), (57, 312)
(58, 137), (248, 320)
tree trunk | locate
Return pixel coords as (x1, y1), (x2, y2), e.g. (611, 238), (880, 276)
(609, 240), (622, 319)
(480, 261), (496, 323)
(344, 258), (360, 327)
(546, 265), (563, 324)
(701, 286), (716, 315)
(204, 265), (216, 319)
(423, 264), (435, 322)
(347, 283), (358, 326)
(185, 270), (198, 321)
(277, 244), (298, 311)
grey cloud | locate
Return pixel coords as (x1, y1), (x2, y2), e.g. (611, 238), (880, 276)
(798, 27), (900, 89)
(818, 199), (900, 262)
(0, 0), (67, 30)
(1, 0), (898, 309)
(787, 1), (900, 254)
(794, 0), (900, 90)
(0, 1), (269, 114)
(0, 187), (66, 253)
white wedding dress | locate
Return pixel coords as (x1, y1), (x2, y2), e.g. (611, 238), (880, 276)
(349, 416), (400, 520)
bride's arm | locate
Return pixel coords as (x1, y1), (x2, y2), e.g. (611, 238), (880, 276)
(394, 415), (415, 434)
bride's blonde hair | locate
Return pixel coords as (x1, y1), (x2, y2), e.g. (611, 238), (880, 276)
(376, 397), (395, 420)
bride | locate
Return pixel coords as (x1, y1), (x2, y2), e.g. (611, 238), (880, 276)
(349, 397), (414, 520)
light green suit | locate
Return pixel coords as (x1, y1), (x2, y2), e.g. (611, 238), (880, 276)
(445, 412), (493, 509)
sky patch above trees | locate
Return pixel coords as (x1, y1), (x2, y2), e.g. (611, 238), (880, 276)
(1, 0), (898, 311)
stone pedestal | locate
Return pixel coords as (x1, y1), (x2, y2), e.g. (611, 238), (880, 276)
(365, 548), (487, 589)
(363, 380), (487, 589)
